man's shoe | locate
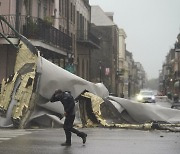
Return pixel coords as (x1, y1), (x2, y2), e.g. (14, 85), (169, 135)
(61, 142), (71, 146)
(82, 133), (87, 144)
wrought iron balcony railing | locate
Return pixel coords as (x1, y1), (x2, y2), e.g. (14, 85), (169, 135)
(0, 15), (72, 51)
(77, 30), (100, 48)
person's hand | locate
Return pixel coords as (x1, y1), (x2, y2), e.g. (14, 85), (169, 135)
(64, 112), (67, 117)
(55, 89), (62, 95)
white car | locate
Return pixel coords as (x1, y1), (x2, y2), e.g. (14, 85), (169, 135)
(136, 90), (156, 103)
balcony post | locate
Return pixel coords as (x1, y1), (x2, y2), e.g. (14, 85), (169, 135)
(15, 0), (20, 33)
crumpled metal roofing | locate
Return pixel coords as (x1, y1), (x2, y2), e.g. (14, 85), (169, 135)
(1, 33), (180, 131)
(109, 96), (180, 124)
(0, 40), (109, 128)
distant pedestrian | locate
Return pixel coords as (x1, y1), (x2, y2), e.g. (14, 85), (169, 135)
(50, 89), (87, 146)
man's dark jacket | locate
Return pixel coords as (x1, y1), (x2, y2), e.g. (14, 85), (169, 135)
(50, 91), (75, 116)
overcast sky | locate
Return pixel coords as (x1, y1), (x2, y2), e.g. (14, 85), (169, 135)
(89, 0), (180, 79)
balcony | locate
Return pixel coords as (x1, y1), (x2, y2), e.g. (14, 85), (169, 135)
(0, 15), (72, 51)
(77, 30), (100, 49)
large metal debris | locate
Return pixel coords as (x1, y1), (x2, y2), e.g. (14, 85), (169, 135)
(76, 92), (180, 132)
(0, 41), (38, 128)
(0, 39), (109, 128)
(1, 16), (180, 131)
(0, 40), (180, 130)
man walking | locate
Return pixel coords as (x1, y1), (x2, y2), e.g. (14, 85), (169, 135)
(50, 89), (87, 146)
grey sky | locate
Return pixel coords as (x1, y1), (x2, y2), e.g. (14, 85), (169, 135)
(89, 0), (180, 79)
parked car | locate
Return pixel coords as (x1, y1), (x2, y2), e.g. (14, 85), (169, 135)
(136, 90), (156, 103)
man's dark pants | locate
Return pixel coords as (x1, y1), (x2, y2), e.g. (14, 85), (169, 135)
(63, 115), (83, 144)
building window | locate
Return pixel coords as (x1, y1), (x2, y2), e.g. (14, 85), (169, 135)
(73, 5), (75, 24)
(73, 34), (75, 52)
(60, 59), (64, 68)
(54, 58), (59, 66)
(59, 0), (62, 15)
(43, 0), (47, 17)
(82, 59), (85, 79)
(37, 0), (41, 18)
(62, 0), (64, 16)
(25, 0), (32, 16)
(70, 3), (73, 22)
(77, 11), (80, 30)
(84, 18), (87, 39)
(43, 7), (47, 17)
(80, 14), (84, 38)
(80, 14), (84, 31)
(65, 0), (67, 17)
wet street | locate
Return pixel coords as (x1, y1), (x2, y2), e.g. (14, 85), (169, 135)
(0, 127), (180, 154)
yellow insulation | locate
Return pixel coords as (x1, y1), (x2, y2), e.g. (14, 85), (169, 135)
(12, 41), (37, 123)
(81, 92), (110, 127)
(0, 41), (37, 128)
(0, 73), (19, 113)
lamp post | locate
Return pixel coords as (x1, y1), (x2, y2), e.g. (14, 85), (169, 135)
(175, 33), (180, 101)
(99, 61), (102, 82)
(128, 75), (131, 98)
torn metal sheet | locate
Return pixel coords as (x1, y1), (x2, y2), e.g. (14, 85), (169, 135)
(78, 92), (135, 127)
(36, 56), (109, 99)
(76, 93), (180, 131)
(102, 99), (136, 124)
(108, 96), (180, 124)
